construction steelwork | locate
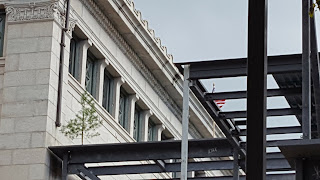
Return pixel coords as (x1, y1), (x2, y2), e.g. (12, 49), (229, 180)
(48, 0), (320, 179)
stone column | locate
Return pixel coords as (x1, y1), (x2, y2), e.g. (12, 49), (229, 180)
(78, 39), (92, 87)
(95, 59), (109, 104)
(154, 124), (165, 141)
(127, 94), (139, 135)
(140, 110), (153, 141)
(112, 77), (125, 120)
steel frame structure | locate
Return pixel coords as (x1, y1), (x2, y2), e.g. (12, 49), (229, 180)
(47, 0), (320, 179)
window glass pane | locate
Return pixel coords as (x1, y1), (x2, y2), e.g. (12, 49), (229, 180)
(148, 121), (155, 141)
(69, 39), (76, 75)
(69, 34), (81, 80)
(85, 52), (97, 98)
(133, 106), (141, 141)
(85, 55), (94, 94)
(103, 71), (113, 113)
(0, 13), (5, 57)
(119, 88), (128, 129)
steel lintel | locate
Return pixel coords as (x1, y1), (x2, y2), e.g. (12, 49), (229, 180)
(68, 158), (291, 176)
(222, 108), (301, 119)
(176, 54), (303, 79)
(49, 138), (233, 164)
(205, 88), (301, 100)
(239, 126), (302, 136)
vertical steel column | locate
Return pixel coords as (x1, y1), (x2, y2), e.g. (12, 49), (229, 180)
(302, 0), (311, 139)
(246, 0), (268, 180)
(62, 153), (68, 180)
(310, 2), (320, 137)
(181, 65), (190, 180)
(295, 159), (304, 180)
(233, 149), (239, 180)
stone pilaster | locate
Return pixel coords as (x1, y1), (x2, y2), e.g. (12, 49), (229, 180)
(96, 59), (109, 105)
(140, 110), (152, 141)
(127, 94), (139, 135)
(112, 77), (125, 120)
(154, 124), (165, 141)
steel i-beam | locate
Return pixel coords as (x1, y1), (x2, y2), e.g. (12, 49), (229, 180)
(246, 0), (268, 180)
(310, 0), (320, 137)
(302, 0), (311, 139)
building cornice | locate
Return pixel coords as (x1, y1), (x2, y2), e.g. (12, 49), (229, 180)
(77, 0), (212, 138)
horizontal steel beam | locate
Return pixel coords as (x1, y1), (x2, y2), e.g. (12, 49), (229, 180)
(167, 173), (295, 180)
(176, 54), (305, 79)
(205, 88), (301, 100)
(49, 138), (233, 164)
(68, 159), (291, 176)
(222, 108), (301, 119)
(266, 152), (285, 159)
(242, 139), (301, 147)
(189, 81), (246, 159)
(239, 126), (302, 136)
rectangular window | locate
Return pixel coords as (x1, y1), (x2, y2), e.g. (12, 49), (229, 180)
(133, 105), (142, 141)
(69, 34), (81, 80)
(119, 88), (128, 129)
(148, 121), (155, 141)
(0, 11), (5, 57)
(85, 52), (97, 97)
(102, 71), (114, 113)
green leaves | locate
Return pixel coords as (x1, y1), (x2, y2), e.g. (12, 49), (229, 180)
(60, 92), (102, 145)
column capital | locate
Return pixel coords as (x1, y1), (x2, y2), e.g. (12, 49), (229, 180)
(129, 94), (139, 103)
(114, 77), (125, 86)
(5, 1), (63, 24)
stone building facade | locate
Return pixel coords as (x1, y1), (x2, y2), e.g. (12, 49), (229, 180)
(0, 0), (220, 179)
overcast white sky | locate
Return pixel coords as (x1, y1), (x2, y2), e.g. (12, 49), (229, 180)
(133, 0), (318, 142)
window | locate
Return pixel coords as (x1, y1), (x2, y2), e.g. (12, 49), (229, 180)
(102, 71), (113, 113)
(119, 88), (128, 129)
(133, 105), (142, 141)
(148, 121), (155, 141)
(0, 11), (5, 57)
(85, 51), (97, 97)
(69, 34), (81, 80)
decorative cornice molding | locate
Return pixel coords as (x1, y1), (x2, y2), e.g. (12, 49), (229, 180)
(76, 0), (203, 135)
(124, 0), (173, 62)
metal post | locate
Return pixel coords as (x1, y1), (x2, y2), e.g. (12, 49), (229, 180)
(181, 65), (190, 180)
(310, 1), (320, 137)
(233, 149), (239, 180)
(62, 153), (68, 180)
(302, 0), (311, 139)
(295, 159), (304, 180)
(246, 0), (268, 180)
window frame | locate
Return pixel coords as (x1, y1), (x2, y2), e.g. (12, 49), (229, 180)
(0, 11), (5, 57)
(85, 51), (97, 98)
(133, 105), (142, 141)
(102, 70), (114, 113)
(148, 120), (156, 141)
(69, 34), (81, 80)
(119, 88), (129, 129)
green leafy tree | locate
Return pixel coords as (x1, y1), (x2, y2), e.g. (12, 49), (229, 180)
(61, 92), (102, 145)
(310, 1), (320, 17)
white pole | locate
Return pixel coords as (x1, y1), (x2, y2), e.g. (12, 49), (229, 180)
(181, 65), (190, 180)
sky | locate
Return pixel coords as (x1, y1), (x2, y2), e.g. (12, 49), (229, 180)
(132, 0), (317, 144)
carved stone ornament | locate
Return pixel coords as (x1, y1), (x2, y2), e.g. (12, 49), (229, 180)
(5, 1), (63, 24)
